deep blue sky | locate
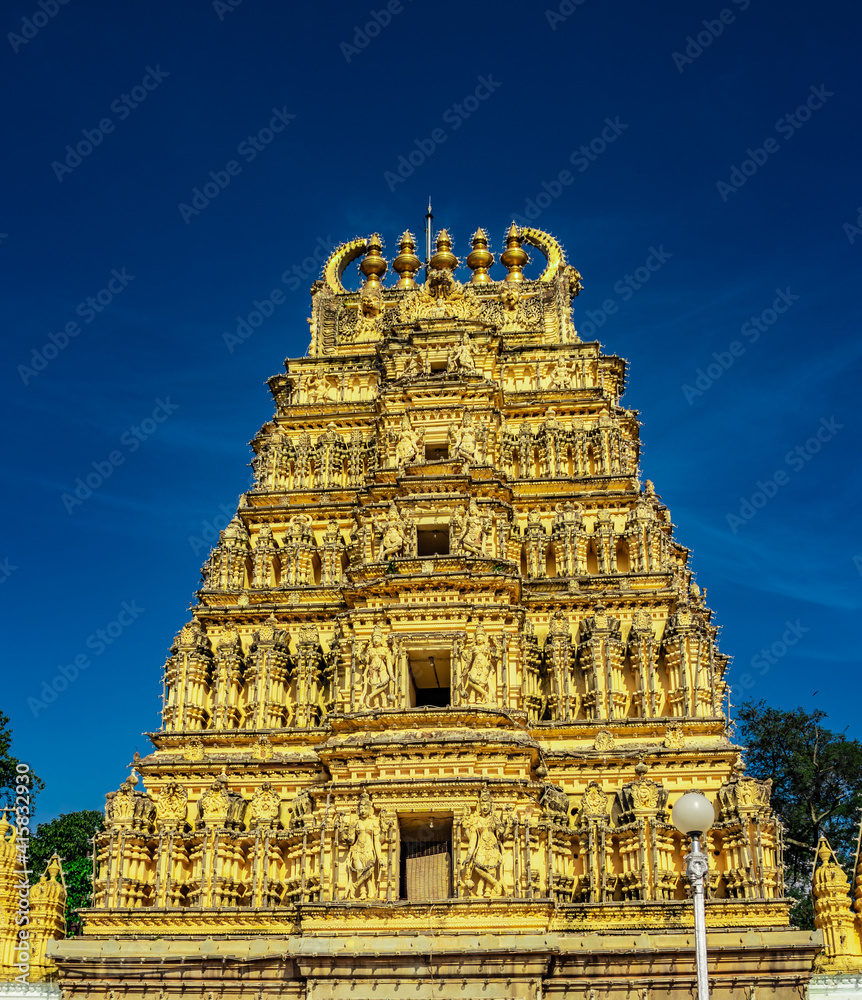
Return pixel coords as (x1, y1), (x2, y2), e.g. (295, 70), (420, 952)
(3, 0), (860, 822)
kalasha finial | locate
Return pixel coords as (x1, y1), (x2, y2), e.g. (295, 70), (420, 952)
(430, 229), (458, 271)
(501, 222), (529, 282)
(359, 234), (387, 288)
(467, 228), (494, 284)
(393, 230), (421, 288)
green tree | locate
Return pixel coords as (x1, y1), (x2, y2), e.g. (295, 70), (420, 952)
(736, 700), (862, 929)
(29, 810), (104, 935)
(0, 709), (43, 811)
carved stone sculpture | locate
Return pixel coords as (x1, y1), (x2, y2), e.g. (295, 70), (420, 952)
(392, 413), (422, 470)
(461, 623), (497, 705)
(339, 791), (383, 899)
(460, 789), (510, 897)
(359, 624), (397, 709)
(374, 501), (410, 561)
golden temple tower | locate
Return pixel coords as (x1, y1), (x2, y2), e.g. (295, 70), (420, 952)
(52, 226), (821, 999)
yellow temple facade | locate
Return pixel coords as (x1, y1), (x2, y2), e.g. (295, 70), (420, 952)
(48, 225), (823, 998)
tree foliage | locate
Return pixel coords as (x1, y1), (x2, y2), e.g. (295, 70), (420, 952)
(736, 700), (862, 929)
(0, 710), (43, 811)
(28, 810), (104, 935)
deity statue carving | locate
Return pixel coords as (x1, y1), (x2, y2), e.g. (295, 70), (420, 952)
(447, 332), (478, 376)
(398, 265), (477, 323)
(460, 789), (511, 897)
(373, 501), (412, 561)
(391, 413), (422, 470)
(401, 345), (427, 379)
(546, 354), (579, 391)
(460, 623), (498, 706)
(302, 370), (334, 404)
(452, 500), (489, 557)
(498, 284), (537, 332)
(339, 791), (384, 899)
(358, 624), (398, 709)
(354, 285), (385, 341)
(450, 410), (484, 467)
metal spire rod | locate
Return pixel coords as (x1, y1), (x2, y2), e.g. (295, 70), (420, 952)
(425, 198), (433, 274)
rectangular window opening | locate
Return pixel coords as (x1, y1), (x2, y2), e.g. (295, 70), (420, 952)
(407, 650), (451, 708)
(425, 442), (449, 462)
(399, 815), (453, 901)
(417, 527), (450, 556)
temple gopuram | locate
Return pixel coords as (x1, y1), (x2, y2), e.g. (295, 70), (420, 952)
(48, 225), (828, 999)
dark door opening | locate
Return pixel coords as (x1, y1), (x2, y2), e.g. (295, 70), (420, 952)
(407, 651), (451, 707)
(399, 816), (453, 901)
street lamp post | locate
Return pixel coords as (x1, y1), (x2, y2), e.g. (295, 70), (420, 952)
(672, 790), (716, 1000)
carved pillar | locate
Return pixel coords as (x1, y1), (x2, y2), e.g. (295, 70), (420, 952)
(545, 610), (576, 721)
(576, 605), (626, 720)
(163, 621), (212, 731)
(294, 624), (323, 728)
(244, 617), (292, 729)
(627, 611), (658, 718)
(211, 627), (244, 730)
(251, 524), (279, 589)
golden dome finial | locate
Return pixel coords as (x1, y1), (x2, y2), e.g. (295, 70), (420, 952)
(359, 234), (387, 289)
(430, 229), (458, 272)
(467, 228), (494, 284)
(501, 222), (529, 282)
(393, 230), (421, 288)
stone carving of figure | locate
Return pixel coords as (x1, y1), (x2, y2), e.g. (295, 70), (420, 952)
(355, 287), (384, 341)
(453, 500), (489, 557)
(461, 623), (497, 705)
(450, 411), (480, 467)
(374, 501), (411, 562)
(447, 332), (478, 375)
(547, 354), (578, 391)
(391, 413), (422, 470)
(402, 345), (427, 379)
(303, 371), (332, 404)
(339, 791), (383, 899)
(359, 624), (397, 709)
(460, 789), (511, 897)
